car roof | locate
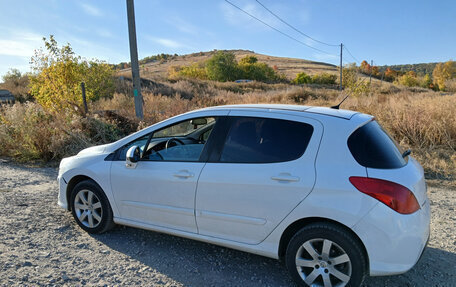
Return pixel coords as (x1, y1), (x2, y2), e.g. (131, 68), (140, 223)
(200, 104), (359, 120)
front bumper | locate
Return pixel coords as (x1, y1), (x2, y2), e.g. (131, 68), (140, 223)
(57, 175), (69, 210)
(353, 199), (431, 276)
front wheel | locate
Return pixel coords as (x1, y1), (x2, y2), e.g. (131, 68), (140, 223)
(285, 223), (367, 287)
(70, 180), (115, 234)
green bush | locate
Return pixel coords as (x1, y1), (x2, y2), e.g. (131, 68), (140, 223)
(311, 73), (337, 85)
(239, 62), (277, 82)
(206, 51), (240, 82)
(293, 72), (312, 84)
(178, 63), (207, 80)
(239, 55), (258, 65)
(293, 72), (337, 85)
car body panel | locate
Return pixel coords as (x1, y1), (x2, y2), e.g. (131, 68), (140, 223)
(353, 197), (430, 275)
(110, 160), (204, 233)
(195, 110), (323, 244)
(58, 154), (117, 215)
(305, 106), (359, 119)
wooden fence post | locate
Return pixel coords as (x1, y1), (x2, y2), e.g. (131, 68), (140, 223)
(81, 82), (88, 114)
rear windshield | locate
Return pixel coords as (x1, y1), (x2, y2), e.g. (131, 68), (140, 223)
(348, 120), (407, 169)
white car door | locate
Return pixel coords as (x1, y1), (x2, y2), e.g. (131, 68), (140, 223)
(195, 111), (323, 244)
(110, 113), (227, 233)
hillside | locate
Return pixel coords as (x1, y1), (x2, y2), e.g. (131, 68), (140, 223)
(116, 49), (445, 82)
(379, 62), (439, 76)
(117, 50), (338, 81)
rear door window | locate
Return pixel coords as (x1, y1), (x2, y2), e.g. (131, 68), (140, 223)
(348, 120), (407, 169)
(219, 117), (314, 163)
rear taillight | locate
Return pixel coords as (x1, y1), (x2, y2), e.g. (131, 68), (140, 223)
(349, 176), (420, 214)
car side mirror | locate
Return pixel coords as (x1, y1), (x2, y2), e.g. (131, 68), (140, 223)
(190, 118), (207, 125)
(126, 145), (141, 168)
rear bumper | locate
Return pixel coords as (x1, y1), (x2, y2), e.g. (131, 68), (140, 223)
(353, 199), (430, 276)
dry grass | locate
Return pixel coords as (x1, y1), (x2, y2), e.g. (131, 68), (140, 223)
(0, 103), (128, 162)
(94, 80), (456, 181)
(1, 77), (455, 182)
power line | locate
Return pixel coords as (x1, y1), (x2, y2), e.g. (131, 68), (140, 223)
(343, 45), (360, 64)
(255, 0), (339, 47)
(224, 0), (338, 57)
(225, 0), (370, 86)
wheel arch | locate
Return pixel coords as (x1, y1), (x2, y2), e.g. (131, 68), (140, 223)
(66, 175), (101, 210)
(278, 217), (369, 271)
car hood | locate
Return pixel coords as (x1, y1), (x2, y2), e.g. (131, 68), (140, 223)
(77, 143), (113, 156)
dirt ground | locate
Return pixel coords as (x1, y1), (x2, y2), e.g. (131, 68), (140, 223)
(0, 160), (455, 287)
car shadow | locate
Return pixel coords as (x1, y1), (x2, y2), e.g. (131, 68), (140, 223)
(92, 226), (456, 287)
(91, 225), (294, 286)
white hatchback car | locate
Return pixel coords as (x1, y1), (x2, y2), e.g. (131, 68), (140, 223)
(58, 104), (430, 287)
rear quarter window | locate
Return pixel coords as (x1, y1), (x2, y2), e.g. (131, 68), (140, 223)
(348, 120), (407, 169)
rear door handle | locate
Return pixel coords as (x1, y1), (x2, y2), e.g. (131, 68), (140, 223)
(271, 173), (300, 182)
(173, 170), (194, 178)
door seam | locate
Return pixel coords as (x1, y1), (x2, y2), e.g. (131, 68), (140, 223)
(193, 162), (207, 234)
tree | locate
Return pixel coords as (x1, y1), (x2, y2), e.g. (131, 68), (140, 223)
(1, 69), (32, 102)
(433, 60), (456, 91)
(205, 51), (240, 82)
(396, 73), (420, 87)
(371, 66), (379, 77)
(360, 60), (371, 74)
(29, 36), (114, 113)
(342, 64), (369, 96)
(384, 68), (398, 82)
(421, 74), (433, 89)
(2, 68), (22, 83)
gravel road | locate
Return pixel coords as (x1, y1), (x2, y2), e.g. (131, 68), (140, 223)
(0, 160), (455, 287)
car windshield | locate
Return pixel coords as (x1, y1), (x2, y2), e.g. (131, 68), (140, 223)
(152, 118), (216, 138)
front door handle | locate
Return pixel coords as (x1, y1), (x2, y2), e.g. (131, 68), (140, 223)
(173, 170), (194, 179)
(271, 173), (300, 182)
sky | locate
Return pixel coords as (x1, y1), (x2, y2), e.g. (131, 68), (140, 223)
(0, 0), (455, 77)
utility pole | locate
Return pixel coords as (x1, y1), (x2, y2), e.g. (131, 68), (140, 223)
(126, 0), (143, 120)
(339, 43), (343, 91)
(369, 60), (373, 86)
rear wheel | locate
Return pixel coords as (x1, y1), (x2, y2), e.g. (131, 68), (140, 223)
(70, 180), (114, 234)
(285, 223), (366, 287)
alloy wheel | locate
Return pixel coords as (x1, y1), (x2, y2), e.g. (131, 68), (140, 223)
(295, 238), (352, 287)
(73, 189), (103, 228)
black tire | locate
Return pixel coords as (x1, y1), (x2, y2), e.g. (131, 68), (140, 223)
(285, 222), (367, 287)
(70, 180), (115, 234)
